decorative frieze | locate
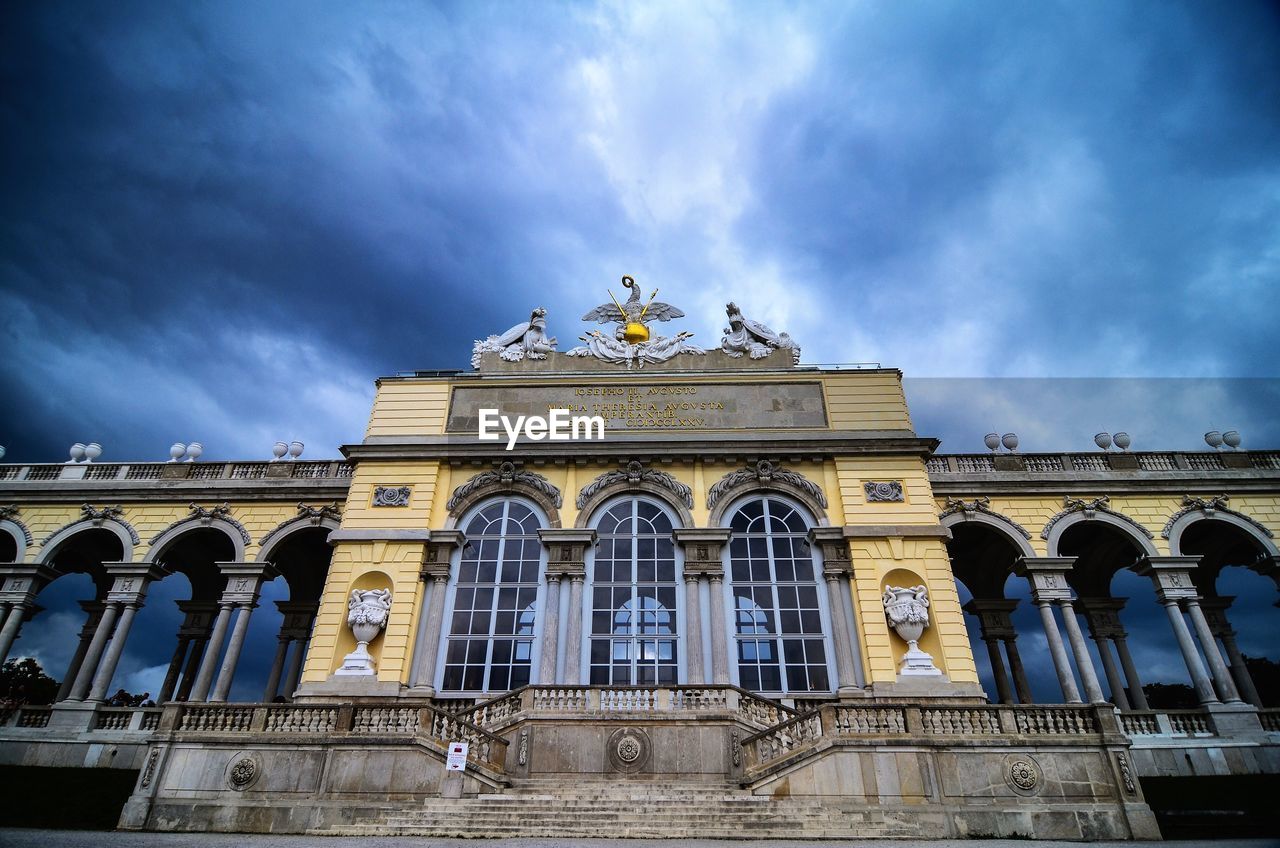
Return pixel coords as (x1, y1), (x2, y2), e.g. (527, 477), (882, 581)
(1161, 494), (1273, 539)
(447, 462), (562, 511)
(372, 486), (411, 507)
(938, 497), (1032, 539)
(578, 461), (692, 509)
(149, 504), (251, 546)
(1041, 495), (1153, 540)
(863, 481), (904, 502)
(705, 460), (827, 510)
(41, 504), (141, 546)
(258, 502), (342, 547)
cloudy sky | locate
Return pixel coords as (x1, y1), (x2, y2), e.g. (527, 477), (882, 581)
(2, 2), (1278, 700)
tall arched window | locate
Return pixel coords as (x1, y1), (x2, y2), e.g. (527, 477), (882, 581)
(588, 497), (680, 685)
(440, 500), (543, 694)
(726, 497), (831, 694)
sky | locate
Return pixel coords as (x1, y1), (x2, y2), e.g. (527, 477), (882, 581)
(2, 1), (1279, 701)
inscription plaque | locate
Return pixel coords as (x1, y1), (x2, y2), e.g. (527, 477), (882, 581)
(446, 381), (827, 433)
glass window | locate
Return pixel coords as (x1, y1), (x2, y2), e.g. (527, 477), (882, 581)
(728, 497), (831, 694)
(441, 500), (542, 693)
(589, 498), (679, 685)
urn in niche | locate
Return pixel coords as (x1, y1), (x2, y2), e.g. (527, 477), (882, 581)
(336, 587), (392, 675)
(882, 585), (942, 676)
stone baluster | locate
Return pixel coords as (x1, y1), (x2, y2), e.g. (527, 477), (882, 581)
(83, 563), (166, 703)
(1014, 558), (1082, 704)
(209, 562), (278, 702)
(57, 601), (104, 702)
(1200, 596), (1263, 708)
(537, 528), (594, 686)
(1136, 556), (1219, 706)
(674, 528), (731, 686)
(0, 565), (58, 665)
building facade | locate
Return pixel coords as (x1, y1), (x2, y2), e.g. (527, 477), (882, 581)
(0, 293), (1277, 839)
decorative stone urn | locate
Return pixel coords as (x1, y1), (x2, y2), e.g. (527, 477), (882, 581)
(882, 585), (942, 676)
(336, 587), (392, 676)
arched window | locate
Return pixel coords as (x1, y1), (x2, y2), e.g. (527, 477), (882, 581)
(441, 500), (544, 693)
(727, 497), (831, 694)
(588, 497), (680, 685)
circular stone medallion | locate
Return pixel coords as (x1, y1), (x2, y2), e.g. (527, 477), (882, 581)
(606, 727), (651, 774)
(1004, 754), (1042, 795)
(226, 753), (260, 791)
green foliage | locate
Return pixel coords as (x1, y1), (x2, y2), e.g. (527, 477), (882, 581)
(0, 657), (60, 705)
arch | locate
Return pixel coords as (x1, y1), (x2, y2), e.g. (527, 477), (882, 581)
(1044, 507), (1158, 559)
(707, 474), (830, 528)
(0, 517), (30, 562)
(444, 471), (562, 530)
(37, 517), (136, 564)
(1166, 509), (1278, 560)
(146, 518), (247, 564)
(256, 514), (342, 563)
(576, 477), (693, 529)
(940, 511), (1036, 560)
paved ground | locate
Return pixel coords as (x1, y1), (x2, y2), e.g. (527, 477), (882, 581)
(2, 833), (1278, 848)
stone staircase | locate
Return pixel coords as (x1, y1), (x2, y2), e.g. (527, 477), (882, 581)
(315, 778), (922, 838)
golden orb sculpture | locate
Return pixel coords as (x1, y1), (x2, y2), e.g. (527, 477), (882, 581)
(623, 322), (650, 344)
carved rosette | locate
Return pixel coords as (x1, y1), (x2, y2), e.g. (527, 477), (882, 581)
(336, 588), (393, 676)
(882, 585), (942, 676)
(606, 727), (651, 773)
(226, 754), (260, 790)
(863, 481), (904, 502)
(372, 486), (411, 507)
(1004, 755), (1042, 795)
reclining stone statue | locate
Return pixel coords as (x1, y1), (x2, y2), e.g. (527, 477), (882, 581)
(720, 302), (801, 364)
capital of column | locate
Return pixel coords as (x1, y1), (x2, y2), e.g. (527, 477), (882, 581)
(961, 598), (1019, 640)
(809, 526), (852, 577)
(421, 529), (465, 579)
(1012, 556), (1076, 602)
(103, 562), (168, 604)
(1197, 596), (1237, 638)
(275, 600), (320, 639)
(175, 600), (220, 637)
(1133, 555), (1201, 603)
(215, 561), (279, 606)
(674, 527), (731, 578)
(538, 528), (595, 580)
(0, 564), (60, 606)
(1073, 596), (1130, 640)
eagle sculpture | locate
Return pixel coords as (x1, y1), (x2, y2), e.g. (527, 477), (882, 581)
(581, 276), (684, 343)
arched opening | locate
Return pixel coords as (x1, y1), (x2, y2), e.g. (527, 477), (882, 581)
(255, 526), (334, 702)
(0, 530), (17, 563)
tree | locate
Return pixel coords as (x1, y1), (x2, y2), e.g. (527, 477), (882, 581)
(0, 657), (60, 706)
(1141, 681), (1197, 710)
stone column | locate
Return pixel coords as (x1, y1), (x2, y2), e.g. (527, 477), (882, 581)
(1112, 635), (1148, 710)
(88, 602), (141, 702)
(682, 572), (704, 683)
(1014, 557), (1081, 704)
(57, 601), (104, 702)
(1136, 556), (1218, 706)
(209, 562), (277, 702)
(274, 600), (318, 701)
(178, 633), (210, 702)
(963, 598), (1021, 705)
(75, 563), (165, 703)
(1076, 597), (1132, 710)
(188, 603), (232, 702)
(538, 528), (594, 686)
(1004, 637), (1033, 704)
(68, 602), (119, 701)
(157, 638), (190, 704)
(1184, 597), (1242, 704)
(407, 530), (462, 693)
(1201, 597), (1263, 708)
(0, 565), (58, 664)
(262, 637), (290, 701)
(674, 528), (732, 686)
(165, 600), (216, 704)
(812, 527), (864, 695)
(282, 639), (307, 700)
(1058, 599), (1106, 703)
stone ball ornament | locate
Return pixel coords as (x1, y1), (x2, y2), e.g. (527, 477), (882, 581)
(336, 587), (393, 676)
(882, 585), (942, 676)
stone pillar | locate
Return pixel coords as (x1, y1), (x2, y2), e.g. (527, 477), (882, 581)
(274, 600), (318, 701)
(1014, 557), (1081, 704)
(209, 562), (277, 702)
(682, 572), (705, 684)
(68, 602), (119, 701)
(88, 602), (141, 702)
(537, 528), (594, 686)
(1076, 597), (1133, 709)
(674, 528), (732, 686)
(1184, 597), (1243, 704)
(1112, 635), (1148, 710)
(159, 600), (218, 704)
(75, 563), (166, 702)
(407, 530), (462, 693)
(57, 601), (104, 702)
(1058, 599), (1106, 704)
(188, 603), (233, 702)
(282, 639), (307, 699)
(963, 598), (1021, 705)
(1004, 638), (1034, 704)
(0, 565), (58, 664)
(177, 634), (209, 702)
(157, 638), (190, 704)
(811, 527), (864, 694)
(1136, 556), (1218, 706)
(1201, 597), (1263, 708)
(262, 637), (290, 701)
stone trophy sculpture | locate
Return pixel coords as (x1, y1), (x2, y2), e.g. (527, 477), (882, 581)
(471, 307), (558, 368)
(566, 275), (705, 369)
(882, 585), (942, 676)
(720, 302), (801, 364)
(336, 587), (393, 676)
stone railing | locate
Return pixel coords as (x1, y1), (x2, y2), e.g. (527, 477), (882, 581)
(164, 702), (506, 770)
(93, 707), (162, 731)
(0, 460), (354, 483)
(443, 685), (798, 732)
(742, 703), (1109, 776)
(1116, 709), (1216, 738)
(925, 450), (1279, 475)
(1260, 710), (1280, 733)
(0, 705), (52, 728)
